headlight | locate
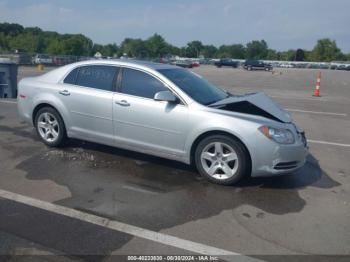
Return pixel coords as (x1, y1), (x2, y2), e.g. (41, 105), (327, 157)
(258, 125), (295, 144)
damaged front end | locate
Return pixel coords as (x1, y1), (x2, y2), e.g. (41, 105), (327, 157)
(208, 92), (292, 123)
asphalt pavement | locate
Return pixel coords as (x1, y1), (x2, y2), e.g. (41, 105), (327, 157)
(0, 66), (349, 261)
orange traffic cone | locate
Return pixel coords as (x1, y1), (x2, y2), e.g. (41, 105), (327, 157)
(313, 72), (321, 97)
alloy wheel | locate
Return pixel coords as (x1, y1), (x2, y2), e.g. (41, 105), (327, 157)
(200, 142), (239, 180)
(37, 112), (60, 143)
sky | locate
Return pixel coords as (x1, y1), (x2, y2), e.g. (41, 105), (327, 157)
(1, 0), (349, 52)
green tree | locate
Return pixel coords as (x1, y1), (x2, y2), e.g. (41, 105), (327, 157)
(179, 47), (187, 57)
(310, 39), (344, 62)
(278, 50), (296, 61)
(23, 27), (43, 35)
(185, 41), (203, 57)
(103, 43), (119, 57)
(0, 22), (24, 36)
(92, 43), (104, 55)
(61, 34), (93, 56)
(0, 32), (9, 51)
(217, 45), (230, 58)
(2, 22), (350, 62)
(9, 33), (44, 53)
(120, 38), (148, 58)
(246, 40), (268, 59)
(201, 45), (217, 58)
(229, 44), (245, 59)
(168, 45), (181, 56)
(91, 43), (118, 57)
(46, 39), (65, 54)
(266, 49), (278, 60)
(217, 44), (245, 59)
(145, 33), (169, 58)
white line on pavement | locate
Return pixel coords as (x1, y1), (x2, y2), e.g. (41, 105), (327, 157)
(269, 95), (328, 101)
(0, 189), (259, 261)
(308, 139), (350, 148)
(122, 185), (159, 195)
(286, 108), (347, 116)
(0, 100), (17, 104)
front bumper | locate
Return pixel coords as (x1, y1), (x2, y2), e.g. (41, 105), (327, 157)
(250, 132), (308, 177)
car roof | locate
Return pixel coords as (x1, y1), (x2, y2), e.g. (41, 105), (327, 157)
(69, 59), (178, 70)
(35, 59), (180, 84)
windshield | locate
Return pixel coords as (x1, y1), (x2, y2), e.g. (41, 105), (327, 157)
(158, 68), (229, 105)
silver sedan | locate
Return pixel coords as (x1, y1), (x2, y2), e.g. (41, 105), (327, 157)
(17, 60), (308, 185)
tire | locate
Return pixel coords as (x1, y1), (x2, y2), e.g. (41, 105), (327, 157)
(247, 66), (252, 71)
(194, 135), (249, 185)
(34, 107), (67, 147)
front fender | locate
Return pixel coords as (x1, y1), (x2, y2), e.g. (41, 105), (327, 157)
(183, 115), (258, 165)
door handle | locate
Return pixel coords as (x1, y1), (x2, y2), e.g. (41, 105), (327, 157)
(115, 100), (130, 106)
(59, 90), (70, 96)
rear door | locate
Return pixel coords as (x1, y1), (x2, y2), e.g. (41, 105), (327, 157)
(257, 61), (264, 69)
(59, 65), (119, 145)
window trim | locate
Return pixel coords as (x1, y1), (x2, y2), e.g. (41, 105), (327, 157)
(117, 66), (186, 106)
(61, 64), (120, 93)
(63, 67), (79, 85)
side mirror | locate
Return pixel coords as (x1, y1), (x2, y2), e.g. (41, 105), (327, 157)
(154, 90), (178, 103)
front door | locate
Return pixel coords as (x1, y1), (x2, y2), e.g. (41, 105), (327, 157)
(113, 67), (189, 157)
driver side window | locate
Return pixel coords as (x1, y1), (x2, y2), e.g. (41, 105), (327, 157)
(120, 68), (167, 99)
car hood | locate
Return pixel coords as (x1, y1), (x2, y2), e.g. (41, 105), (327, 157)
(209, 92), (292, 123)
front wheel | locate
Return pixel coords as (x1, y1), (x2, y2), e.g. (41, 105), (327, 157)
(194, 135), (249, 185)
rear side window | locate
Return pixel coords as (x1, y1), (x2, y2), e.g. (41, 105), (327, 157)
(64, 68), (79, 84)
(72, 65), (118, 91)
(120, 68), (167, 99)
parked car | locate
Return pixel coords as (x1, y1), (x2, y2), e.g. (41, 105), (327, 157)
(307, 63), (329, 69)
(279, 63), (295, 68)
(170, 60), (193, 68)
(153, 57), (170, 64)
(336, 64), (350, 71)
(52, 56), (70, 66)
(295, 63), (308, 69)
(191, 61), (200, 67)
(214, 59), (238, 68)
(33, 54), (53, 65)
(243, 60), (272, 71)
(12, 52), (32, 65)
(17, 60), (308, 185)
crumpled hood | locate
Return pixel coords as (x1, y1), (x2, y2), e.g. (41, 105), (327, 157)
(209, 92), (292, 123)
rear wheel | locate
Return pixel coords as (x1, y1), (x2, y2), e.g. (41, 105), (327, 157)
(247, 66), (252, 71)
(34, 107), (67, 147)
(194, 135), (249, 185)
